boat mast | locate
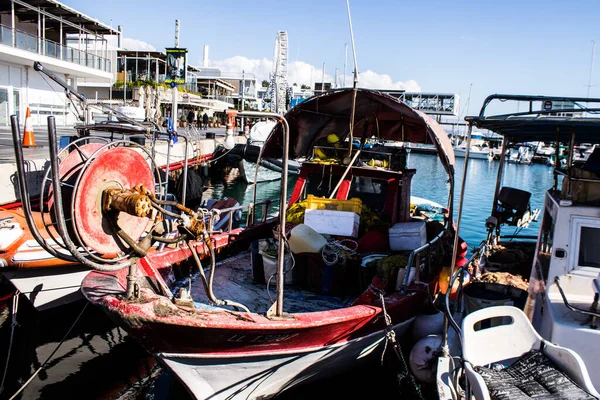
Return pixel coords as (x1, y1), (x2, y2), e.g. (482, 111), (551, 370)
(346, 0), (359, 153)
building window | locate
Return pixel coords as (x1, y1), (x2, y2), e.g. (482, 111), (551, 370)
(0, 89), (8, 125)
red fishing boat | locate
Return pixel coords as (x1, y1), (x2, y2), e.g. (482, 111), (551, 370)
(1, 62), (214, 311)
(34, 87), (463, 399)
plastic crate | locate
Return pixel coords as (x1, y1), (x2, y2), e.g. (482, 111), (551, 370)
(305, 195), (362, 215)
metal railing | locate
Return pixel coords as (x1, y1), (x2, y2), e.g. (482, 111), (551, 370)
(206, 199), (279, 233)
(402, 223), (450, 287)
(0, 24), (111, 73)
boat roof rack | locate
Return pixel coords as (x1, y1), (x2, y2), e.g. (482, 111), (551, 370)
(465, 94), (600, 143)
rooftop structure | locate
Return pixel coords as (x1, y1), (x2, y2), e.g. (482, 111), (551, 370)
(0, 0), (119, 126)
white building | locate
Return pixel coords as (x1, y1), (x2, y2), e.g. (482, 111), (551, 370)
(0, 0), (119, 126)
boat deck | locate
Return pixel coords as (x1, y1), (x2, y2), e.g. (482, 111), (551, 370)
(186, 251), (356, 314)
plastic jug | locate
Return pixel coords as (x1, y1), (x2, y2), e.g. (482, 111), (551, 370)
(288, 224), (327, 254)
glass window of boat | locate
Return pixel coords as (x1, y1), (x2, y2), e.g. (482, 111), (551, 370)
(577, 226), (600, 268)
(535, 209), (555, 279)
(348, 177), (388, 212)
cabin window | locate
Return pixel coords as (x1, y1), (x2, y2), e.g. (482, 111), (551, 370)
(305, 173), (342, 198)
(535, 209), (554, 279)
(348, 177), (388, 213)
(577, 227), (600, 268)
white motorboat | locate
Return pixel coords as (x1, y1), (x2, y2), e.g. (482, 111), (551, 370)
(436, 94), (600, 399)
(453, 145), (493, 160)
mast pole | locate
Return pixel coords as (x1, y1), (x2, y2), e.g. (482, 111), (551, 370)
(346, 0), (359, 153)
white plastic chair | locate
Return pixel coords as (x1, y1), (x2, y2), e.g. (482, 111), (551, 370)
(461, 306), (599, 399)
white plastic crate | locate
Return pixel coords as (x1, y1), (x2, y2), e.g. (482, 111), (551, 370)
(389, 220), (426, 251)
(303, 209), (360, 238)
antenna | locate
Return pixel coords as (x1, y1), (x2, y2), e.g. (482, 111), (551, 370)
(346, 0), (359, 87)
(175, 19), (180, 47)
(586, 40), (596, 98)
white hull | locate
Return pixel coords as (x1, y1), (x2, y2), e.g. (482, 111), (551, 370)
(453, 148), (491, 159)
(2, 265), (89, 310)
(159, 318), (413, 399)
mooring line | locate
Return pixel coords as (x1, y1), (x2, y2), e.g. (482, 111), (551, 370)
(0, 291), (19, 395)
(8, 302), (89, 400)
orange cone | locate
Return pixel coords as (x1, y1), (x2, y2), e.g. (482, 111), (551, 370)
(22, 107), (36, 147)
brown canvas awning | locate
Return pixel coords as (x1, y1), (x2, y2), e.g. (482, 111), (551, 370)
(262, 88), (455, 176)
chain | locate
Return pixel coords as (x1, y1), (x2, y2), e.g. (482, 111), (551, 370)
(379, 292), (425, 400)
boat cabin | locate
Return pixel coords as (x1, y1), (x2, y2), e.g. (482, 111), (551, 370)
(466, 94), (600, 393)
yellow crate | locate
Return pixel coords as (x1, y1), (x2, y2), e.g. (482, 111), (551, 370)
(305, 195), (362, 215)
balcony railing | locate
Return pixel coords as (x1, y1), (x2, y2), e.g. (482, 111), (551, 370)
(0, 24), (111, 73)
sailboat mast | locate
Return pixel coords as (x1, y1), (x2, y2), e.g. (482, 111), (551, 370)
(346, 0), (359, 153)
(587, 40), (596, 99)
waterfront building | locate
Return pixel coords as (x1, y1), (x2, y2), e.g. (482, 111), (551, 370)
(0, 0), (117, 126)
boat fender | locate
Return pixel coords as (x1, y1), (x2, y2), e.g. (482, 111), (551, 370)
(409, 334), (442, 383)
(411, 310), (444, 341)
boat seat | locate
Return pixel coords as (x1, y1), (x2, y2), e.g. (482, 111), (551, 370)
(494, 187), (531, 226)
(462, 306), (599, 400)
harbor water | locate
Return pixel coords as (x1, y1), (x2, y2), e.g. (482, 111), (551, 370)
(0, 153), (555, 399)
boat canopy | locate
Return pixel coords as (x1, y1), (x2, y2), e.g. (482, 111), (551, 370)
(465, 94), (600, 144)
(262, 88), (455, 175)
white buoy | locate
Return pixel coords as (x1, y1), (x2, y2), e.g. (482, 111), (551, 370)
(409, 334), (442, 383)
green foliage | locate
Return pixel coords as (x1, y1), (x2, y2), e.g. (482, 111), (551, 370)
(261, 80), (269, 88)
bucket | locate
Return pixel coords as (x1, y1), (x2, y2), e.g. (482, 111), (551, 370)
(463, 282), (528, 329)
(262, 252), (294, 284)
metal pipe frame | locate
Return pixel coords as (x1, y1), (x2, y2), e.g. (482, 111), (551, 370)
(441, 121), (473, 354)
(46, 116), (131, 272)
(224, 110), (290, 316)
(491, 136), (509, 231)
(10, 115), (77, 262)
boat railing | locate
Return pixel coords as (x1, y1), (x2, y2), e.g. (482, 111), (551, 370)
(206, 199), (279, 233)
(402, 220), (450, 287)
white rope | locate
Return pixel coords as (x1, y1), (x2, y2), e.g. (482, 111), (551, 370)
(321, 239), (358, 266)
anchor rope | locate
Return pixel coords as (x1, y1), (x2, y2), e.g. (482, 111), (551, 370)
(0, 291), (19, 395)
(379, 292), (424, 400)
(8, 302), (89, 400)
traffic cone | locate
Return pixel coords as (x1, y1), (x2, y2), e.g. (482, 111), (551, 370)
(22, 107), (36, 147)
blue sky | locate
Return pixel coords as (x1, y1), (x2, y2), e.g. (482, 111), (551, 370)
(66, 0), (599, 116)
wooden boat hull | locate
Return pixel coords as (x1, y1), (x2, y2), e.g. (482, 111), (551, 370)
(159, 318), (413, 399)
(82, 236), (429, 399)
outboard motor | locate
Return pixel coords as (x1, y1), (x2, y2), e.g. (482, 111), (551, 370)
(494, 187), (534, 227)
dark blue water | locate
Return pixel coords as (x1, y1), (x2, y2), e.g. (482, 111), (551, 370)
(0, 154), (555, 399)
(409, 153), (554, 249)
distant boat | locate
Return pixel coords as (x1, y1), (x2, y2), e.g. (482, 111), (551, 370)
(454, 145), (493, 160)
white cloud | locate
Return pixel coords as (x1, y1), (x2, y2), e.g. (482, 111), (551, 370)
(210, 56), (420, 91)
(121, 38), (156, 51)
(105, 36), (157, 51)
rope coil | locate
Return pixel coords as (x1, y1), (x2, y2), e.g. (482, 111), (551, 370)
(321, 239), (358, 266)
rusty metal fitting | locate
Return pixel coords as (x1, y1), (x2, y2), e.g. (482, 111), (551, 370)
(103, 187), (152, 217)
(187, 216), (206, 237)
